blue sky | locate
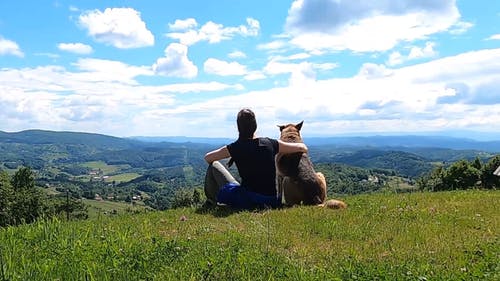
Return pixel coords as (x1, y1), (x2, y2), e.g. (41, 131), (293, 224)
(1, 0), (499, 139)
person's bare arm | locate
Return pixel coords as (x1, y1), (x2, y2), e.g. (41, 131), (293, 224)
(204, 146), (231, 164)
(278, 140), (308, 155)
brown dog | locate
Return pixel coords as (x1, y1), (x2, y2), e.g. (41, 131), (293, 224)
(276, 121), (327, 205)
(276, 121), (347, 209)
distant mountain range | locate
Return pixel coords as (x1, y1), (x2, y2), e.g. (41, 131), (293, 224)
(130, 135), (500, 153)
(1, 130), (499, 153)
(1, 130), (498, 179)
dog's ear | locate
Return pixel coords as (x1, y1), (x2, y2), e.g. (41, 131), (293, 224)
(295, 121), (304, 131)
(278, 125), (286, 132)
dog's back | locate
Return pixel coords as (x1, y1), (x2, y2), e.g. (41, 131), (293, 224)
(276, 122), (326, 205)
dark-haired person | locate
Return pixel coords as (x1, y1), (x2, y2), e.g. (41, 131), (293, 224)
(203, 108), (308, 209)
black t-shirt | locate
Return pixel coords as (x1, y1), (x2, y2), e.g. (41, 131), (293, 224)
(227, 137), (279, 196)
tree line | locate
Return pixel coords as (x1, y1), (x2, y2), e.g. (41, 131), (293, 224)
(2, 155), (499, 227)
(0, 167), (87, 227)
(416, 155), (500, 191)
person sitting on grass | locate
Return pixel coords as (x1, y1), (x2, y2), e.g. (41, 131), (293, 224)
(203, 108), (308, 209)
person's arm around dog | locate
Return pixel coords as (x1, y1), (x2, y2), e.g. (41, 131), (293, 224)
(204, 140), (307, 164)
(204, 146), (230, 164)
(278, 140), (308, 155)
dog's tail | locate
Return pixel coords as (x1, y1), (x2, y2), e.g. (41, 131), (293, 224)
(316, 172), (327, 203)
(315, 173), (347, 209)
(320, 199), (348, 209)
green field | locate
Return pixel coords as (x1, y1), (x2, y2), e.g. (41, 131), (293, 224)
(84, 199), (151, 219)
(103, 172), (141, 183)
(81, 161), (131, 174)
(0, 190), (498, 280)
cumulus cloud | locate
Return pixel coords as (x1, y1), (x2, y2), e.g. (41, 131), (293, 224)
(204, 58), (247, 76)
(228, 50), (247, 59)
(2, 46), (500, 137)
(487, 34), (500, 40)
(449, 21), (474, 35)
(0, 37), (24, 57)
(78, 7), (154, 48)
(73, 58), (153, 84)
(153, 43), (198, 78)
(0, 59), (242, 135)
(284, 0), (461, 53)
(166, 18), (259, 46)
(168, 18), (198, 31)
(387, 42), (437, 66)
(244, 71), (266, 81)
(257, 40), (288, 52)
(150, 48), (500, 137)
(58, 43), (93, 54)
(264, 59), (337, 80)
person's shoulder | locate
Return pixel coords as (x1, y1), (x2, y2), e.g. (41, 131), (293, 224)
(258, 136), (277, 142)
(258, 137), (278, 146)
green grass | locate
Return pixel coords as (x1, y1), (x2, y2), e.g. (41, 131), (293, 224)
(0, 190), (498, 280)
(103, 172), (141, 183)
(81, 161), (130, 174)
(84, 199), (151, 219)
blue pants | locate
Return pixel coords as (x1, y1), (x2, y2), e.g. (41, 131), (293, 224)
(217, 182), (282, 210)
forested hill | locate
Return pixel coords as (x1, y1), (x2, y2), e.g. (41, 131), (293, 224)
(0, 130), (139, 149)
(132, 134), (500, 153)
(4, 130), (497, 152)
(302, 135), (500, 152)
(1, 129), (497, 176)
(1, 129), (498, 212)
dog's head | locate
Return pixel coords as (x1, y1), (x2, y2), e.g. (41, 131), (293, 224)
(278, 121), (303, 143)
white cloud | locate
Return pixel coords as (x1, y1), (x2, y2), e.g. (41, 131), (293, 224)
(387, 52), (404, 66)
(487, 34), (500, 40)
(264, 60), (317, 87)
(4, 48), (500, 137)
(257, 40), (288, 51)
(0, 37), (24, 57)
(244, 71), (266, 81)
(270, 52), (311, 62)
(73, 58), (153, 84)
(35, 53), (60, 59)
(312, 62), (338, 71)
(285, 0), (460, 53)
(58, 43), (93, 54)
(147, 82), (244, 94)
(408, 42), (437, 59)
(264, 59), (336, 76)
(204, 58), (247, 76)
(228, 50), (247, 59)
(78, 8), (154, 49)
(149, 48), (500, 137)
(0, 60), (242, 135)
(153, 43), (198, 78)
(387, 42), (437, 66)
(449, 21), (474, 35)
(166, 18), (259, 46)
(168, 18), (198, 31)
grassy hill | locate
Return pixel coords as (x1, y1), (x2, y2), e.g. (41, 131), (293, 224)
(0, 190), (498, 280)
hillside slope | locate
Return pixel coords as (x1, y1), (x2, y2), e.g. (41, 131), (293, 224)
(0, 190), (497, 280)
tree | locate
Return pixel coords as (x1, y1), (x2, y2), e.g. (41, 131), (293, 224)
(11, 166), (35, 190)
(0, 171), (13, 226)
(472, 157), (482, 170)
(443, 160), (480, 190)
(481, 155), (500, 189)
(52, 195), (88, 220)
(9, 167), (47, 225)
(417, 158), (486, 192)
